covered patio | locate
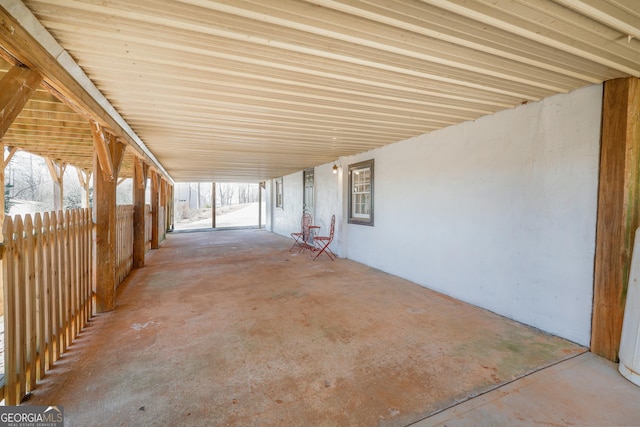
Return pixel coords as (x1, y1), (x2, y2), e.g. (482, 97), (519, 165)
(0, 1), (640, 425)
(22, 229), (639, 426)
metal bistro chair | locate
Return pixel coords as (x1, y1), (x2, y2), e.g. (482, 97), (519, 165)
(290, 212), (312, 253)
(312, 215), (336, 261)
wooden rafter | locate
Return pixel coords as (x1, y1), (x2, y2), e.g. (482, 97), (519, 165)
(45, 158), (67, 211)
(76, 168), (91, 208)
(4, 146), (19, 167)
(45, 158), (66, 184)
(134, 157), (148, 190)
(90, 121), (115, 182)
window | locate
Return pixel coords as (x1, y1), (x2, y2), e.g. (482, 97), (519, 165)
(275, 177), (283, 208)
(348, 159), (374, 225)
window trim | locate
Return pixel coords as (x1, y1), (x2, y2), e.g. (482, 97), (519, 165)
(275, 177), (284, 209)
(348, 159), (374, 226)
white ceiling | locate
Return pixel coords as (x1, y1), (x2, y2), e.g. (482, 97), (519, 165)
(13, 0), (640, 182)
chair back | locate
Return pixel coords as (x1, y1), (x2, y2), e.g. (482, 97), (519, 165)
(327, 215), (335, 241)
(302, 212), (312, 238)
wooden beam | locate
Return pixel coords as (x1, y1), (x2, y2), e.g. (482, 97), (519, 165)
(0, 139), (5, 244)
(92, 130), (125, 313)
(0, 65), (42, 139)
(76, 168), (91, 208)
(90, 121), (114, 182)
(133, 158), (148, 268)
(592, 77), (640, 361)
(4, 146), (18, 167)
(134, 157), (148, 189)
(45, 158), (66, 211)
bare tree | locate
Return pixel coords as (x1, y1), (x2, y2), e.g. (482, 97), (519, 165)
(217, 183), (235, 206)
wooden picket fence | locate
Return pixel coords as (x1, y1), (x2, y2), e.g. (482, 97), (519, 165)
(2, 209), (93, 405)
(1, 204), (157, 404)
(116, 205), (134, 286)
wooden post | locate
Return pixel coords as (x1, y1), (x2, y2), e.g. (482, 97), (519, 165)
(92, 124), (125, 313)
(1, 142), (5, 244)
(160, 179), (167, 242)
(258, 182), (263, 228)
(76, 169), (91, 208)
(133, 158), (148, 268)
(212, 182), (216, 229)
(168, 184), (174, 231)
(150, 171), (159, 250)
(0, 141), (5, 322)
(592, 77), (640, 361)
(45, 159), (66, 211)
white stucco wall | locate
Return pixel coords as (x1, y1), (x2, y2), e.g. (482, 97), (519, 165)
(342, 85), (602, 346)
(271, 172), (304, 237)
(312, 163), (344, 257)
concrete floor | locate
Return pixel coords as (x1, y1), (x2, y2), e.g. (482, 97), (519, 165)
(22, 229), (639, 426)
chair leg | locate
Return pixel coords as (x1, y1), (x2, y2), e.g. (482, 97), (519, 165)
(313, 242), (335, 260)
(289, 236), (302, 252)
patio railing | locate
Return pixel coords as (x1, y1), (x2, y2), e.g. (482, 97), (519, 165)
(2, 209), (93, 405)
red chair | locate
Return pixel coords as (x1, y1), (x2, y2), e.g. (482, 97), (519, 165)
(290, 212), (312, 253)
(312, 215), (336, 261)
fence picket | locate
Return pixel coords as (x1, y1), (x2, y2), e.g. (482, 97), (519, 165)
(42, 212), (53, 372)
(24, 215), (37, 392)
(15, 216), (27, 401)
(34, 213), (46, 381)
(3, 217), (17, 405)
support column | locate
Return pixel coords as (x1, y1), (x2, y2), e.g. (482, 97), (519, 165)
(150, 171), (159, 250)
(45, 159), (66, 211)
(133, 158), (148, 268)
(76, 169), (91, 208)
(258, 182), (263, 228)
(168, 184), (174, 231)
(160, 179), (167, 241)
(212, 182), (216, 228)
(592, 77), (640, 361)
(91, 122), (125, 313)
